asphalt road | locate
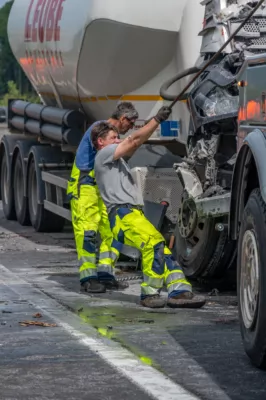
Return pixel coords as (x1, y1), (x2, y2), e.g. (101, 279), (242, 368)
(0, 124), (266, 400)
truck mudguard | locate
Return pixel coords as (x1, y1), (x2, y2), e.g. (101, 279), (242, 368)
(230, 128), (266, 240)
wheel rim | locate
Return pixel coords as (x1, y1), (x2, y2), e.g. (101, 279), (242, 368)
(2, 157), (8, 206)
(240, 229), (259, 329)
(178, 193), (206, 256)
(178, 197), (197, 238)
(15, 158), (23, 213)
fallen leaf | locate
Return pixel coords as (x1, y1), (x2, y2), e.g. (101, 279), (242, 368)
(19, 320), (57, 327)
(33, 313), (42, 318)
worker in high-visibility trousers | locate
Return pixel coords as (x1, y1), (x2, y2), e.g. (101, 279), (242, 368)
(67, 102), (139, 294)
(93, 115), (206, 308)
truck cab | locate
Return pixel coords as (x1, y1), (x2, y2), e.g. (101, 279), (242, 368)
(158, 0), (266, 368)
(229, 54), (266, 369)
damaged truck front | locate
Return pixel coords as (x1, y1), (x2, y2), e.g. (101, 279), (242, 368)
(160, 0), (266, 368)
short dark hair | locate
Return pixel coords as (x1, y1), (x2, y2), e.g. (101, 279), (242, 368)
(91, 122), (117, 149)
(111, 102), (139, 120)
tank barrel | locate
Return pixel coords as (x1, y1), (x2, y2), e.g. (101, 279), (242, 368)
(9, 100), (85, 146)
(41, 107), (85, 128)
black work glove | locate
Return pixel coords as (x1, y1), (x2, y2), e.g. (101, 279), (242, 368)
(154, 106), (172, 123)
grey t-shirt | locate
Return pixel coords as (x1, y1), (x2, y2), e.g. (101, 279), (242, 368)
(94, 144), (144, 213)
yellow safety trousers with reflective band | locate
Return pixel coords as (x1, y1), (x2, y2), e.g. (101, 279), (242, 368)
(110, 207), (191, 298)
(67, 161), (119, 283)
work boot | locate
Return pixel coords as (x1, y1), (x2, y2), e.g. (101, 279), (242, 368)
(167, 292), (206, 309)
(140, 294), (165, 309)
(103, 279), (129, 291)
(81, 279), (106, 294)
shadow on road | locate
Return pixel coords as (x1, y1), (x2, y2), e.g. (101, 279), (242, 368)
(167, 323), (266, 400)
(0, 206), (74, 249)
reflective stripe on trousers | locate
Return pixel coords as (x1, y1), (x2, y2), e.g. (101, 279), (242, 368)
(70, 183), (119, 283)
(163, 247), (191, 293)
(110, 207), (191, 297)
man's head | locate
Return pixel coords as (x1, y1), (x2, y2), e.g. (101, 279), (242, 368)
(91, 122), (119, 150)
(110, 102), (139, 134)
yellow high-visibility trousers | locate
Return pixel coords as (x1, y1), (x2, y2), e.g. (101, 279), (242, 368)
(70, 185), (119, 283)
(110, 207), (191, 298)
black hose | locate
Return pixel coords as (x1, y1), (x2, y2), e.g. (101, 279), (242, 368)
(160, 66), (200, 101)
(165, 0), (265, 110)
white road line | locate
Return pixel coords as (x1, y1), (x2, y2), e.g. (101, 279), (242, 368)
(0, 264), (201, 400)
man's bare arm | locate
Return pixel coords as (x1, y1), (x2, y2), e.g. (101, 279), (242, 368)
(123, 148), (136, 162)
(113, 107), (171, 160)
(115, 119), (158, 160)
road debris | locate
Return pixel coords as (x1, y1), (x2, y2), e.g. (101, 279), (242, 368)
(213, 318), (238, 325)
(138, 319), (154, 324)
(19, 321), (57, 327)
(2, 310), (12, 314)
(208, 288), (219, 296)
(33, 313), (42, 318)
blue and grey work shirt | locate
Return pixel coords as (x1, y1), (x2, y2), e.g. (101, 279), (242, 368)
(75, 120), (105, 172)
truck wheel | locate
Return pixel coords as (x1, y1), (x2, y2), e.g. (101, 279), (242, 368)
(238, 188), (266, 369)
(173, 192), (236, 279)
(1, 152), (16, 220)
(13, 152), (30, 225)
(28, 158), (65, 232)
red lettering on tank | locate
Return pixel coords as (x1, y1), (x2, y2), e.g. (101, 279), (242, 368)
(38, 0), (50, 43)
(24, 0), (35, 41)
(24, 0), (65, 43)
(29, 50), (33, 65)
(32, 0), (43, 42)
(23, 48), (64, 68)
(54, 0), (65, 41)
(46, 49), (52, 65)
(25, 50), (29, 65)
(39, 51), (43, 65)
(45, 0), (57, 42)
(41, 50), (46, 64)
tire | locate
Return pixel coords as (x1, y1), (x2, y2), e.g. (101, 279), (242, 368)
(1, 151), (16, 220)
(28, 158), (65, 232)
(238, 189), (266, 369)
(174, 216), (236, 279)
(13, 152), (30, 226)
